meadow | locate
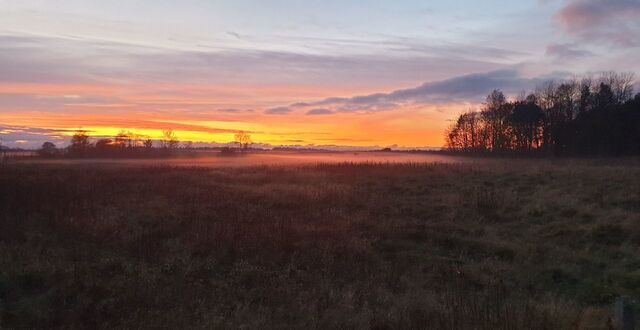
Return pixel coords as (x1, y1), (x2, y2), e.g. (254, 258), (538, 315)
(1, 156), (639, 329)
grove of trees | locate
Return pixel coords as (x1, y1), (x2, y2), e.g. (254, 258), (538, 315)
(446, 72), (640, 156)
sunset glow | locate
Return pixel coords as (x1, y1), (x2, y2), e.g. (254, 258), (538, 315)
(2, 2), (640, 328)
(1, 1), (639, 148)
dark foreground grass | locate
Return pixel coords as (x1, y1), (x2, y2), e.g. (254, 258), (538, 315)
(1, 159), (640, 329)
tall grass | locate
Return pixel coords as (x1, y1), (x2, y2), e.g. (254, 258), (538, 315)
(1, 159), (639, 328)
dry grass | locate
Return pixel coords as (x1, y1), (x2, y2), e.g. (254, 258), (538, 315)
(1, 158), (639, 329)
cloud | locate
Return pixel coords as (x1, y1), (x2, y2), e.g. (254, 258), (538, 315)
(0, 93), (122, 111)
(545, 43), (593, 59)
(0, 125), (71, 148)
(226, 31), (248, 40)
(216, 108), (254, 113)
(291, 69), (566, 114)
(264, 106), (293, 115)
(0, 34), (507, 88)
(305, 108), (334, 115)
(0, 33), (532, 119)
(0, 35), (100, 84)
(556, 0), (640, 46)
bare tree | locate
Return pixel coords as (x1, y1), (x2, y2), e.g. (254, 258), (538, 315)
(161, 129), (179, 149)
(600, 71), (635, 104)
(114, 130), (131, 148)
(555, 80), (578, 121)
(577, 77), (594, 115)
(481, 90), (510, 152)
(234, 131), (252, 150)
(446, 110), (485, 152)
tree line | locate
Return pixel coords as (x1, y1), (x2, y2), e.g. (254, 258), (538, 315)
(39, 129), (254, 158)
(39, 129), (181, 158)
(446, 72), (640, 156)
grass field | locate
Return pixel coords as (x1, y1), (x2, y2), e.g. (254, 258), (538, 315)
(1, 157), (640, 329)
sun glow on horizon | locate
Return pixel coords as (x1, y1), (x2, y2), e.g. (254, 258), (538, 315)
(0, 101), (455, 148)
(0, 79), (462, 148)
(1, 1), (638, 149)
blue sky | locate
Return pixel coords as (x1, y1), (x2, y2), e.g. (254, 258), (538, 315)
(0, 0), (639, 148)
(0, 1), (555, 54)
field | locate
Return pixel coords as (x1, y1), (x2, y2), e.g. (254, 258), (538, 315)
(1, 155), (640, 329)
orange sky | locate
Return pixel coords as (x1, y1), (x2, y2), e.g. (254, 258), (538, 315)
(2, 1), (636, 149)
(0, 81), (459, 148)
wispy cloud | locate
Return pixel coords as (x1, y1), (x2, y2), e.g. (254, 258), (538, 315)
(0, 33), (507, 88)
(0, 93), (123, 111)
(306, 108), (334, 115)
(264, 106), (293, 115)
(556, 0), (640, 46)
(0, 125), (71, 148)
(545, 43), (593, 59)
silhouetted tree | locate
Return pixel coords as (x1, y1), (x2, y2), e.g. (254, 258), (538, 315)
(602, 71), (635, 104)
(577, 77), (593, 115)
(481, 90), (511, 152)
(234, 131), (252, 150)
(95, 139), (112, 149)
(69, 130), (92, 156)
(39, 142), (58, 157)
(114, 130), (132, 149)
(446, 111), (485, 152)
(161, 129), (179, 150)
(0, 138), (4, 164)
(509, 98), (544, 151)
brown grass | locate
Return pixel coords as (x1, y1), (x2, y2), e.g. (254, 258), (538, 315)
(1, 158), (639, 328)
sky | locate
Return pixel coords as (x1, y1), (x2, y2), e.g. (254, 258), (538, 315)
(0, 0), (639, 149)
